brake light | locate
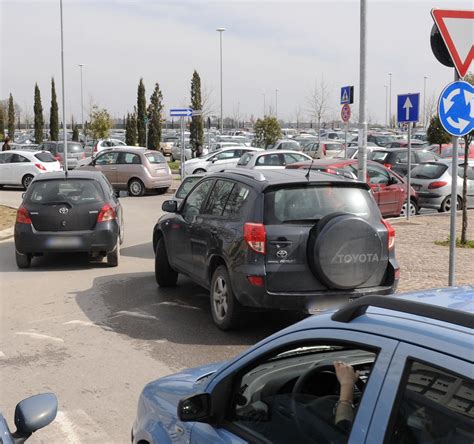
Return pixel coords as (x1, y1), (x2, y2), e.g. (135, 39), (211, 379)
(428, 181), (448, 189)
(35, 163), (46, 171)
(247, 276), (264, 287)
(54, 155), (61, 161)
(383, 163), (392, 169)
(244, 223), (266, 254)
(381, 219), (395, 250)
(326, 168), (337, 175)
(93, 143), (98, 153)
(97, 204), (117, 222)
(16, 206), (32, 224)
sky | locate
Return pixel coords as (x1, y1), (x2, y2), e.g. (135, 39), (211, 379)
(1, 0), (472, 126)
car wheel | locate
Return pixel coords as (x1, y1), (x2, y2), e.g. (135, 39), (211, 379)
(106, 242), (120, 267)
(400, 199), (418, 217)
(22, 174), (34, 190)
(440, 195), (461, 212)
(193, 168), (206, 174)
(155, 237), (178, 287)
(128, 178), (145, 197)
(16, 250), (31, 269)
(210, 265), (243, 330)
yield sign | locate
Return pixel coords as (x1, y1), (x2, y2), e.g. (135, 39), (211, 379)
(431, 9), (474, 79)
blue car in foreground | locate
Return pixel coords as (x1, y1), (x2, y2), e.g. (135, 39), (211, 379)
(132, 287), (474, 444)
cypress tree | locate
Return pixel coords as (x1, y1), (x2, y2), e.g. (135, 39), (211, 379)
(72, 116), (79, 141)
(8, 94), (15, 140)
(147, 83), (163, 150)
(137, 78), (146, 146)
(50, 77), (59, 141)
(190, 70), (204, 156)
(34, 83), (44, 143)
(0, 105), (4, 140)
(126, 111), (138, 146)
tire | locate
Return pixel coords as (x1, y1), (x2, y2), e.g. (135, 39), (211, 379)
(400, 199), (418, 217)
(154, 237), (178, 287)
(16, 250), (31, 269)
(107, 243), (120, 267)
(128, 178), (145, 197)
(193, 168), (206, 174)
(210, 265), (243, 331)
(439, 195), (461, 213)
(22, 174), (34, 190)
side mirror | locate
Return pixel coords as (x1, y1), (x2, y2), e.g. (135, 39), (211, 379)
(388, 176), (397, 185)
(162, 200), (178, 213)
(22, 192), (26, 199)
(14, 393), (58, 440)
(178, 393), (211, 422)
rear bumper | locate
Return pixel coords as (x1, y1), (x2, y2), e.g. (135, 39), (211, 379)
(143, 176), (172, 190)
(417, 193), (445, 209)
(14, 221), (119, 254)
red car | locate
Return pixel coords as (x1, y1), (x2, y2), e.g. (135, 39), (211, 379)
(287, 159), (419, 217)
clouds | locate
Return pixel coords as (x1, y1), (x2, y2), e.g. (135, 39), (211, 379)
(1, 0), (471, 124)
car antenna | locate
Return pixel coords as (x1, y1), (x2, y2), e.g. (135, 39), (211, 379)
(305, 154), (316, 180)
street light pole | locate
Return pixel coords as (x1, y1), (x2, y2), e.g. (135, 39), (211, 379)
(60, 0), (68, 171)
(275, 88), (279, 119)
(262, 93), (266, 117)
(216, 27), (225, 133)
(357, 0), (367, 182)
(79, 64), (84, 142)
(388, 72), (392, 128)
(423, 76), (428, 129)
(384, 85), (388, 128)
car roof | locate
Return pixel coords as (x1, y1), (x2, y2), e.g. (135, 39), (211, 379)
(32, 170), (104, 182)
(247, 150), (309, 156)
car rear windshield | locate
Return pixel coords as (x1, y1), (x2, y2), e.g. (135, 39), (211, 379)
(35, 152), (56, 162)
(57, 143), (84, 153)
(411, 163), (448, 179)
(370, 151), (390, 162)
(27, 179), (104, 205)
(326, 143), (343, 151)
(145, 152), (166, 164)
(264, 185), (374, 224)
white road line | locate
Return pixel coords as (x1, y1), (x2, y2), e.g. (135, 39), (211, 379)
(16, 332), (64, 343)
(54, 411), (82, 444)
(153, 301), (201, 310)
(63, 320), (113, 331)
(112, 310), (158, 321)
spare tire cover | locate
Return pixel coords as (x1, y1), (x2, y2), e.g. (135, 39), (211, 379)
(308, 213), (387, 289)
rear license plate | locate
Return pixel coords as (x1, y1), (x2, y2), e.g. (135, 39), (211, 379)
(412, 184), (422, 190)
(47, 237), (82, 248)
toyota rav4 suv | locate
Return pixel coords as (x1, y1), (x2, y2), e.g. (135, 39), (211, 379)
(153, 169), (399, 330)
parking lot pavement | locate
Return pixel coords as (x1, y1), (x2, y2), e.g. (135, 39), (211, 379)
(0, 187), (472, 443)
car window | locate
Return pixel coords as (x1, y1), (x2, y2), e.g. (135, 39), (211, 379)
(27, 179), (104, 204)
(95, 152), (119, 165)
(175, 176), (202, 199)
(458, 164), (474, 180)
(326, 143), (342, 151)
(386, 360), (473, 443)
(120, 153), (141, 165)
(145, 152), (166, 164)
(411, 163), (448, 179)
(204, 180), (235, 216)
(222, 183), (250, 219)
(182, 179), (213, 222)
(212, 151), (235, 161)
(367, 166), (390, 185)
(10, 154), (30, 163)
(370, 151), (390, 162)
(237, 153), (253, 166)
(416, 151), (436, 162)
(57, 143), (83, 153)
(0, 153), (12, 163)
(228, 342), (376, 443)
(284, 153), (308, 164)
(256, 154), (281, 166)
(34, 152), (56, 162)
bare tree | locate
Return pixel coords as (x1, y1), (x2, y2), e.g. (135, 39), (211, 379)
(201, 83), (215, 120)
(232, 102), (241, 129)
(424, 92), (437, 128)
(294, 106), (303, 129)
(306, 76), (331, 142)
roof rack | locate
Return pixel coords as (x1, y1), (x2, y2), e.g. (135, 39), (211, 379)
(331, 295), (473, 329)
(222, 168), (266, 182)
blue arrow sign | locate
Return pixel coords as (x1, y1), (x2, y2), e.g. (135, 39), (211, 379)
(438, 80), (474, 137)
(170, 108), (193, 117)
(397, 93), (420, 123)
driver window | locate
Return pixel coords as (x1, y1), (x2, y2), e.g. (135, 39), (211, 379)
(182, 180), (213, 222)
(228, 342), (377, 443)
(95, 152), (119, 165)
(368, 167), (390, 185)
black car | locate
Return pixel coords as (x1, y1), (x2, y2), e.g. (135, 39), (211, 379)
(14, 170), (124, 268)
(153, 169), (399, 330)
(369, 148), (439, 176)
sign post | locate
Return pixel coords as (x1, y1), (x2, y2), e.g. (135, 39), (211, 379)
(341, 104), (351, 158)
(397, 93), (420, 221)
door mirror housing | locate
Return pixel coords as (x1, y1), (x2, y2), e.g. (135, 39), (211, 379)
(14, 393), (58, 439)
(388, 176), (398, 185)
(178, 393), (211, 422)
(162, 200), (178, 213)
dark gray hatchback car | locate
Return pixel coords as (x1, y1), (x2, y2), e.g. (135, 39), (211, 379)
(153, 169), (399, 330)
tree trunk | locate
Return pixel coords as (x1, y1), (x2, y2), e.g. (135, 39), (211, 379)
(460, 141), (469, 244)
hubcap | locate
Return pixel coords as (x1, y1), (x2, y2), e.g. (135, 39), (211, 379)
(212, 276), (228, 321)
(130, 182), (141, 195)
(401, 202), (416, 217)
(24, 176), (32, 188)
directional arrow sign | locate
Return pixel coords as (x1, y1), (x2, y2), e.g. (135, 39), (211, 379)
(170, 108), (193, 117)
(397, 93), (420, 123)
(438, 80), (474, 136)
(431, 9), (474, 79)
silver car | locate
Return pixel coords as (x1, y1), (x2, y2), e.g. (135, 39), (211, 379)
(411, 160), (474, 212)
(236, 150), (312, 169)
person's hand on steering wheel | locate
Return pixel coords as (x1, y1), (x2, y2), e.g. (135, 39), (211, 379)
(334, 361), (359, 427)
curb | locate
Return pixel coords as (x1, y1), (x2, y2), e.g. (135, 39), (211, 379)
(0, 227), (13, 241)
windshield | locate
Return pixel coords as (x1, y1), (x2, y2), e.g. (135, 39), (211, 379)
(370, 151), (390, 162)
(145, 152), (166, 164)
(264, 185), (374, 224)
(27, 179), (104, 204)
(237, 153), (253, 166)
(375, 136), (395, 145)
(411, 163), (448, 179)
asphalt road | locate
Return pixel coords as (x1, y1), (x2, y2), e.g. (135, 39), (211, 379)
(0, 188), (298, 443)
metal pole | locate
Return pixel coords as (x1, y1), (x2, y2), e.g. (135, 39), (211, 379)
(79, 64), (84, 143)
(60, 0), (68, 171)
(448, 71), (460, 286)
(388, 73), (392, 128)
(145, 120), (148, 149)
(344, 122), (348, 159)
(275, 89), (278, 119)
(423, 76), (428, 129)
(357, 0), (367, 182)
(385, 85), (388, 128)
(406, 122), (412, 220)
(217, 28), (225, 133)
(180, 117), (185, 179)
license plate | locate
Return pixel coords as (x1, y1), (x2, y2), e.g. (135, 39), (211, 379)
(47, 237), (82, 248)
(412, 184), (422, 190)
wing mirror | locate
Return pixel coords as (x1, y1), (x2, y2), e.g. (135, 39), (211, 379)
(388, 176), (398, 185)
(178, 393), (211, 422)
(13, 393), (58, 441)
(162, 200), (178, 213)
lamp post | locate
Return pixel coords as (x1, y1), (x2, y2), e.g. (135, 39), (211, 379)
(216, 27), (225, 133)
(423, 76), (428, 129)
(262, 92), (266, 117)
(60, 0), (68, 170)
(275, 88), (279, 119)
(384, 85), (388, 128)
(388, 72), (392, 128)
(79, 64), (84, 142)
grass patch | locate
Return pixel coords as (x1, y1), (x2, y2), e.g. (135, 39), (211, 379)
(434, 237), (474, 248)
(168, 160), (181, 172)
(0, 205), (17, 230)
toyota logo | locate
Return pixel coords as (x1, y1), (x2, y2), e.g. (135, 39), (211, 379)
(276, 250), (288, 259)
(58, 207), (69, 215)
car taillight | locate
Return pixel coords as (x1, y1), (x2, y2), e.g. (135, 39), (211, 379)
(383, 163), (392, 169)
(381, 219), (395, 250)
(428, 181), (448, 189)
(97, 204), (117, 222)
(35, 163), (46, 171)
(54, 155), (61, 161)
(16, 206), (32, 224)
(244, 223), (266, 254)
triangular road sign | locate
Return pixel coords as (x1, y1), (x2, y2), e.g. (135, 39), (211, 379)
(342, 90), (349, 102)
(431, 9), (474, 79)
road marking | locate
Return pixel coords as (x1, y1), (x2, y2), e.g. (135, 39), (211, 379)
(153, 301), (202, 310)
(55, 411), (82, 444)
(16, 331), (64, 343)
(112, 310), (158, 321)
(154, 339), (168, 344)
(63, 320), (113, 332)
